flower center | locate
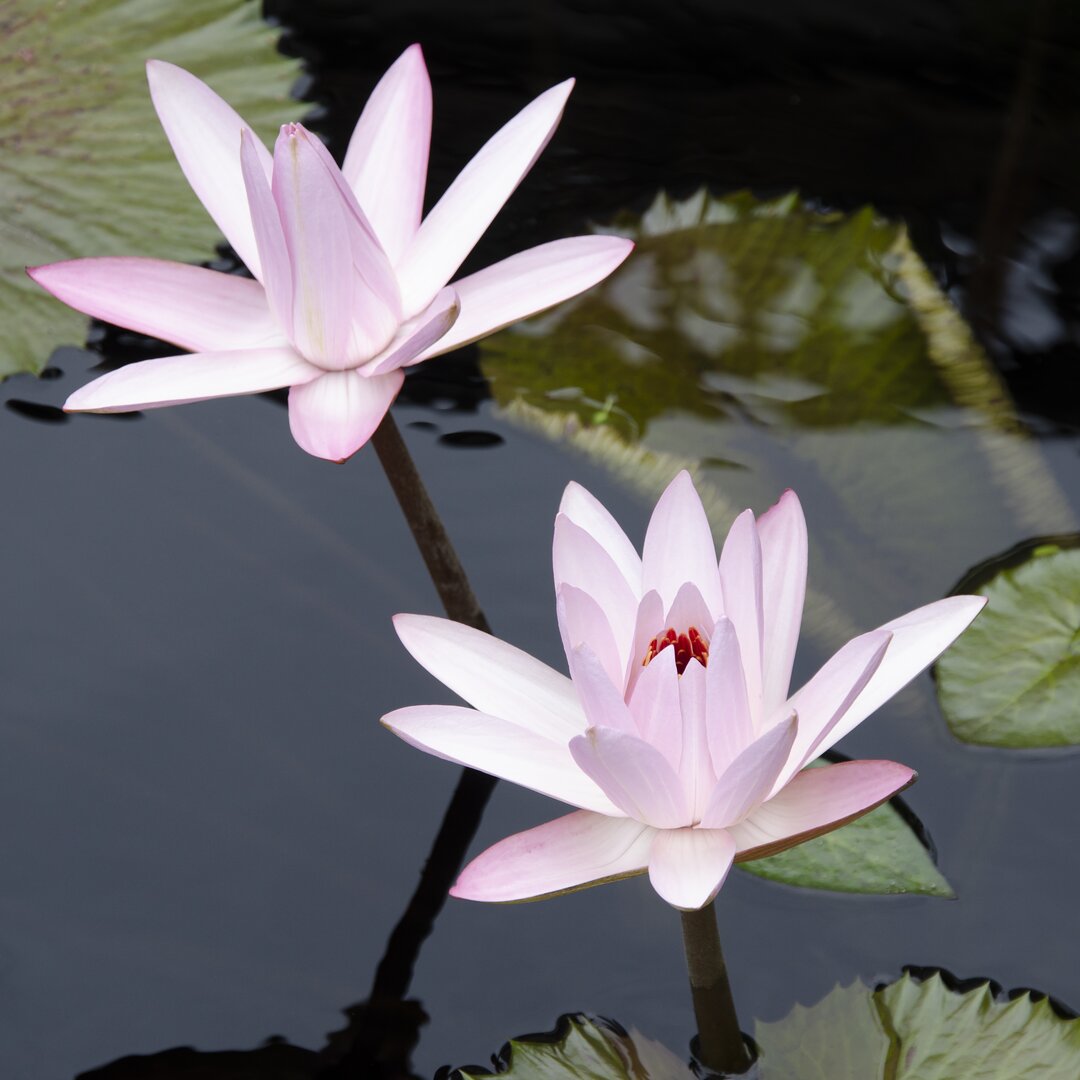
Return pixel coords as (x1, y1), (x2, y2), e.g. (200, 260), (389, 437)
(642, 626), (709, 675)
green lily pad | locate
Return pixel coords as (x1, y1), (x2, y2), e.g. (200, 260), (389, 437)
(452, 973), (1080, 1079)
(454, 1014), (693, 1080)
(756, 970), (1080, 1078)
(739, 770), (954, 897)
(2, 0), (300, 379)
(481, 189), (1075, 645)
(936, 539), (1080, 747)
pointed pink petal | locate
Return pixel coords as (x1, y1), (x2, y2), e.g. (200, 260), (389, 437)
(146, 60), (273, 280)
(663, 581), (714, 640)
(704, 617), (756, 777)
(558, 481), (642, 594)
(700, 713), (798, 828)
(396, 79), (575, 316)
(383, 705), (619, 815)
(642, 471), (723, 619)
(815, 596), (988, 756)
(773, 629), (893, 792)
(556, 585), (623, 690)
(392, 614), (585, 743)
(570, 727), (689, 828)
(553, 515), (639, 649)
(28, 258), (284, 353)
(648, 827), (736, 911)
(272, 126), (373, 366)
(568, 645), (638, 735)
(240, 129), (294, 339)
(758, 490), (808, 715)
(361, 288), (459, 376)
(413, 236), (635, 361)
(718, 509), (765, 722)
(64, 347), (319, 413)
(624, 590), (665, 698)
(732, 760), (915, 861)
(677, 659), (715, 822)
(287, 369), (403, 461)
(342, 44), (432, 265)
(451, 811), (654, 903)
(628, 646), (682, 769)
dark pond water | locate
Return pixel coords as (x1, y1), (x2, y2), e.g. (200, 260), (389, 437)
(5, 1), (1080, 1076)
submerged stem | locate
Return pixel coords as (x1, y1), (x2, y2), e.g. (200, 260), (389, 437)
(680, 903), (753, 1076)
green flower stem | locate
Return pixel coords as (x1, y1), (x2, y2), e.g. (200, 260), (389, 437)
(370, 410), (491, 634)
(366, 410), (496, 1003)
(680, 903), (753, 1075)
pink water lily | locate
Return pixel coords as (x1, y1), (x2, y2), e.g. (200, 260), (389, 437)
(28, 47), (633, 462)
(384, 472), (986, 910)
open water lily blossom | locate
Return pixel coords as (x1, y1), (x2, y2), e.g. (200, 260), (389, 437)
(28, 47), (633, 461)
(384, 473), (987, 911)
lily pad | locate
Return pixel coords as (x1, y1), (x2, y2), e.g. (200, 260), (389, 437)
(481, 189), (1075, 643)
(756, 970), (1080, 1078)
(739, 768), (954, 896)
(454, 1014), (692, 1080)
(452, 974), (1080, 1079)
(935, 539), (1080, 747)
(2, 0), (300, 379)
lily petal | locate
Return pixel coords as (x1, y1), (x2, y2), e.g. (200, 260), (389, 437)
(396, 79), (575, 316)
(642, 471), (723, 618)
(413, 236), (635, 361)
(557, 585), (624, 690)
(718, 508), (765, 723)
(628, 645), (682, 769)
(553, 514), (639, 643)
(287, 368), (403, 462)
(383, 705), (619, 815)
(757, 489), (808, 715)
(342, 43), (432, 265)
(678, 659), (715, 822)
(704, 617), (757, 777)
(272, 126), (373, 366)
(733, 759), (915, 861)
(392, 614), (585, 743)
(700, 713), (798, 829)
(451, 811), (654, 903)
(64, 347), (320, 413)
(816, 596), (989, 756)
(146, 60), (272, 281)
(773, 628), (892, 793)
(240, 128), (294, 340)
(570, 726), (690, 828)
(568, 644), (638, 735)
(648, 827), (736, 911)
(558, 480), (643, 595)
(361, 288), (459, 376)
(624, 589), (665, 698)
(27, 258), (283, 354)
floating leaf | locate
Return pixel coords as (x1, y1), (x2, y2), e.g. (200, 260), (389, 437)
(756, 970), (1080, 1078)
(936, 540), (1080, 747)
(2, 0), (300, 378)
(739, 767), (953, 896)
(453, 1014), (692, 1080)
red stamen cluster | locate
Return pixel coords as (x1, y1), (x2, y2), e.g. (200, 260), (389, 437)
(642, 625), (709, 675)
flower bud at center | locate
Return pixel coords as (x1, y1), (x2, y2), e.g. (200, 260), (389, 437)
(642, 625), (709, 674)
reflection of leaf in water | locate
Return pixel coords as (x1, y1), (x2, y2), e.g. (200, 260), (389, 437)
(454, 1014), (692, 1079)
(756, 970), (1080, 1078)
(936, 539), (1080, 747)
(2, 0), (299, 379)
(740, 760), (953, 896)
(481, 190), (1075, 643)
